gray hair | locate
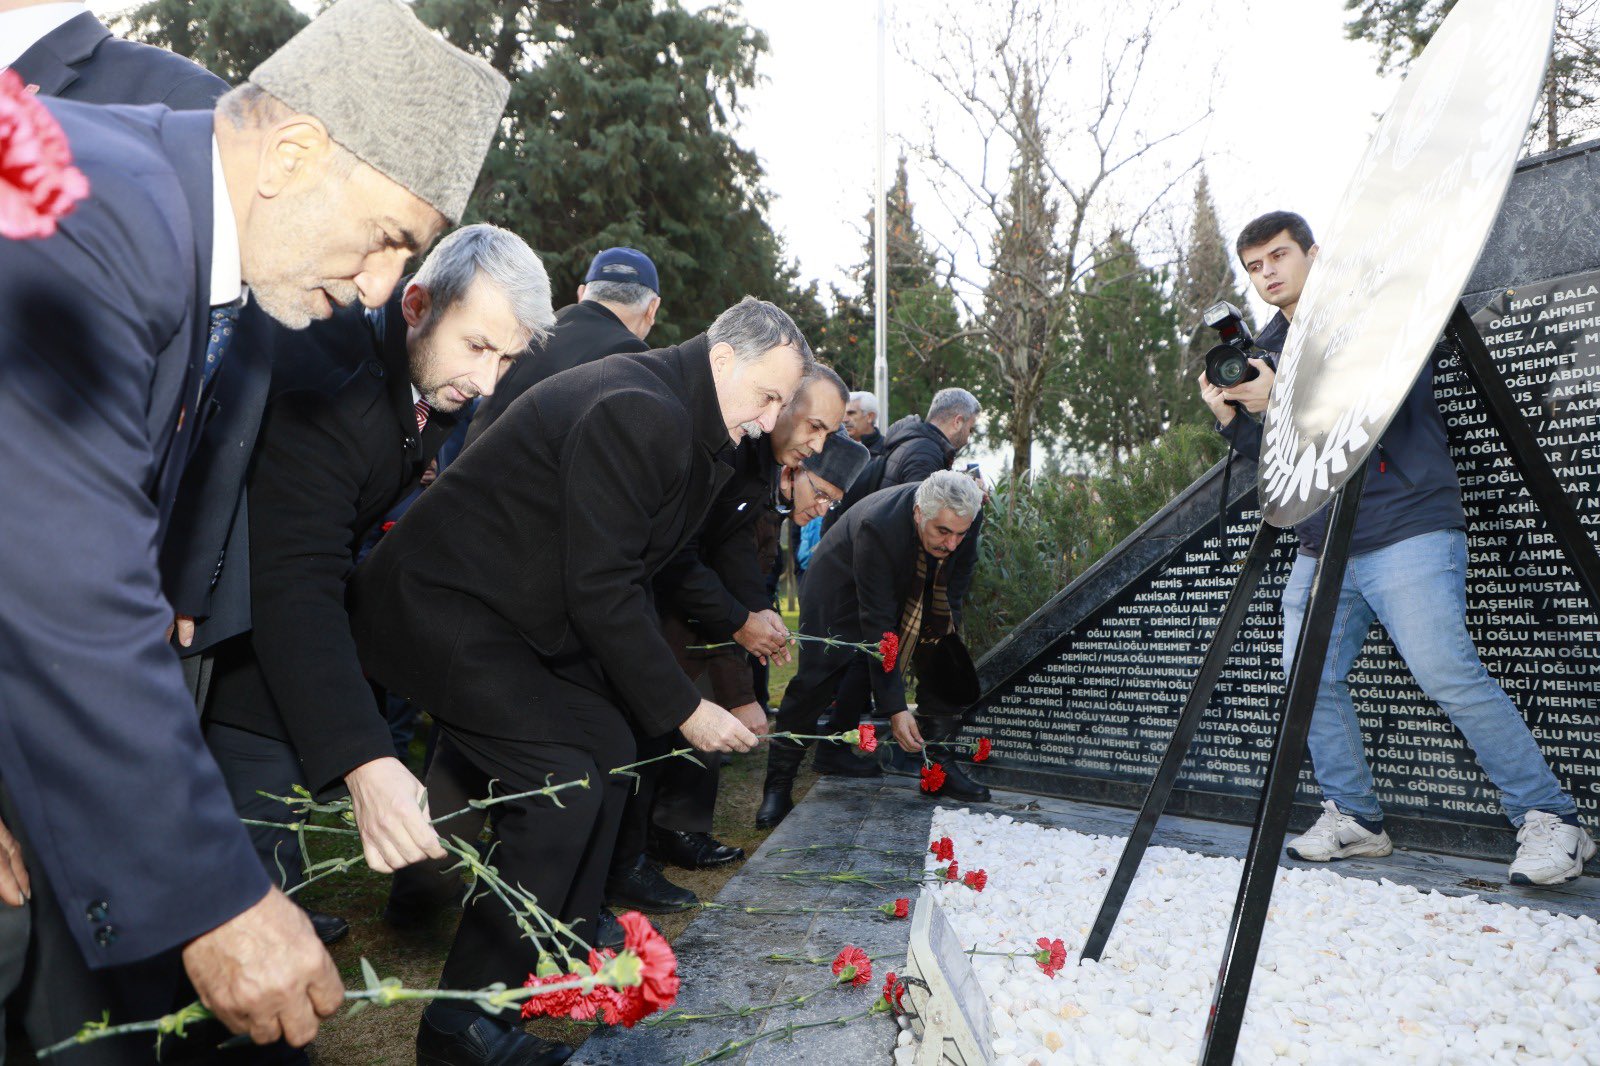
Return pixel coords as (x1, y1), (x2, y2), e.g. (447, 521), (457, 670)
(411, 223), (554, 341)
(801, 363), (848, 406)
(217, 84), (359, 179)
(848, 390), (879, 416)
(927, 387), (980, 424)
(707, 295), (814, 365)
(915, 470), (983, 521)
(583, 279), (658, 311)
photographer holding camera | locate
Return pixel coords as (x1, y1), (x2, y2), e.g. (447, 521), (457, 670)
(1199, 210), (1592, 885)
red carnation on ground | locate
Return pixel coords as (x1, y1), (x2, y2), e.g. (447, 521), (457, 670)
(881, 970), (907, 1013)
(832, 945), (872, 987)
(920, 763), (946, 793)
(972, 737), (992, 762)
(940, 860), (959, 881)
(854, 722), (878, 754)
(1033, 937), (1068, 978)
(963, 869), (987, 893)
(600, 911), (679, 1027)
(0, 69), (89, 239)
(878, 631), (899, 672)
(878, 897), (909, 919)
(520, 970), (589, 1020)
(929, 836), (955, 862)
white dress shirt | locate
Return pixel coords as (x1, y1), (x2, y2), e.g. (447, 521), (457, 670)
(0, 2), (90, 71)
(210, 136), (242, 307)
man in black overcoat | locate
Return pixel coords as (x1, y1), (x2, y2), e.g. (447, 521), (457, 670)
(202, 226), (551, 916)
(348, 297), (810, 1061)
(757, 472), (988, 828)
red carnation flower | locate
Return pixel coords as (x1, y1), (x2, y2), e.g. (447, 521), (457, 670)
(832, 944), (872, 987)
(972, 737), (992, 762)
(878, 631), (899, 672)
(963, 869), (988, 892)
(894, 897), (910, 918)
(601, 911), (679, 1027)
(881, 971), (907, 1013)
(855, 722), (878, 753)
(1033, 937), (1068, 978)
(0, 69), (90, 239)
(929, 836), (955, 862)
(920, 763), (946, 793)
(520, 970), (587, 1020)
(941, 860), (959, 881)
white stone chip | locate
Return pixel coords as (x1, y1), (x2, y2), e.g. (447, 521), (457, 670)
(923, 808), (1600, 1065)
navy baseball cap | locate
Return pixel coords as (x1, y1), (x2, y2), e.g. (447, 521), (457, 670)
(584, 247), (659, 294)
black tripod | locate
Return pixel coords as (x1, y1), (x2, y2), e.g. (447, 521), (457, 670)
(1077, 304), (1600, 1064)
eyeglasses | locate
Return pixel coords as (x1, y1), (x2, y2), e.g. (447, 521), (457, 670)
(804, 471), (841, 512)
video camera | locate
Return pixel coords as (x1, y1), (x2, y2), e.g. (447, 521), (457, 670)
(1202, 302), (1264, 389)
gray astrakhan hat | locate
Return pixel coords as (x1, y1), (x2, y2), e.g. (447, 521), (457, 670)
(802, 430), (871, 494)
(249, 0), (509, 223)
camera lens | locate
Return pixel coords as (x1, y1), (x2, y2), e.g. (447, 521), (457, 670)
(1215, 355), (1246, 386)
(1204, 341), (1258, 389)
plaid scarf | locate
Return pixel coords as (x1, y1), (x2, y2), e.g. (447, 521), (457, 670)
(896, 550), (951, 674)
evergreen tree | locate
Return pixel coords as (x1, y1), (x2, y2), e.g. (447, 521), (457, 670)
(1062, 232), (1185, 466)
(824, 158), (975, 419)
(1344, 0), (1600, 151)
(127, 0), (823, 345)
(1174, 169), (1249, 388)
(978, 77), (1069, 481)
(117, 0), (306, 83)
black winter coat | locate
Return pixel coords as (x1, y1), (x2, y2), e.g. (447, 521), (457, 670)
(349, 338), (734, 741)
(881, 415), (956, 487)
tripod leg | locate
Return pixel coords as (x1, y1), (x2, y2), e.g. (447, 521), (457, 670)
(1449, 302), (1600, 611)
(1080, 520), (1283, 963)
(1198, 462), (1367, 1066)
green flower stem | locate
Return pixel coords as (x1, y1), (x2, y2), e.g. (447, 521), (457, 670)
(682, 1008), (878, 1065)
(436, 777), (591, 824)
(36, 972), (615, 1059)
(699, 903), (890, 917)
(771, 844), (923, 859)
(610, 747), (705, 777)
(685, 632), (884, 660)
(437, 838), (588, 966)
(239, 818), (356, 837)
(766, 951), (898, 965)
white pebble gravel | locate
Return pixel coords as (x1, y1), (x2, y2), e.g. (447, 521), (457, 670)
(917, 808), (1600, 1066)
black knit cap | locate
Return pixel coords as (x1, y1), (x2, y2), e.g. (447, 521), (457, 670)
(801, 430), (870, 493)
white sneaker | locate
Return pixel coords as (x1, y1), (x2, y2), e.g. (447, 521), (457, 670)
(1286, 800), (1394, 862)
(1509, 811), (1596, 886)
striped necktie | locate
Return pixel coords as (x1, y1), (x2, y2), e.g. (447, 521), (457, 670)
(414, 398), (431, 433)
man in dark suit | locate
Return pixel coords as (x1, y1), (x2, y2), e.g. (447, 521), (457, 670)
(2, 2), (226, 109)
(465, 245), (661, 446)
(348, 297), (810, 1063)
(204, 224), (551, 903)
(0, 0), (510, 1056)
(757, 472), (988, 828)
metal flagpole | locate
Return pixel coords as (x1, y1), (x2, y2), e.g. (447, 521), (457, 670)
(873, 0), (889, 424)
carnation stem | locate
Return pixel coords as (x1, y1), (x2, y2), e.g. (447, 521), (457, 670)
(682, 1008), (877, 1065)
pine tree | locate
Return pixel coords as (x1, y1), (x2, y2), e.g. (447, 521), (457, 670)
(117, 0), (306, 83)
(979, 77), (1068, 481)
(822, 158), (975, 418)
(1174, 170), (1249, 386)
(126, 0), (823, 345)
(1062, 232), (1184, 465)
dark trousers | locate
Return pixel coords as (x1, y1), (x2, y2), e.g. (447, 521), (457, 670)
(427, 717), (634, 1011)
(826, 658), (873, 732)
(764, 645), (853, 788)
(203, 722), (309, 890)
(0, 790), (301, 1065)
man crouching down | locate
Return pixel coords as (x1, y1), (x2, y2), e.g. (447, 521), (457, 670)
(349, 296), (810, 1064)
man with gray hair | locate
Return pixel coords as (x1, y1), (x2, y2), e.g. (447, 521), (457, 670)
(466, 246), (662, 446)
(758, 470), (988, 828)
(0, 0), (508, 1054)
(348, 295), (809, 1061)
(203, 224), (551, 925)
(844, 390), (885, 456)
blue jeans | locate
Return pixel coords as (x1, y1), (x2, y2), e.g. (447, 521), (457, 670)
(1281, 529), (1574, 827)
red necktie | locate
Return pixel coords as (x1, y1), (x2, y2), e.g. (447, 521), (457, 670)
(415, 398), (431, 433)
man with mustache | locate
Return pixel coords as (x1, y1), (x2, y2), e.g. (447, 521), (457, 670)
(0, 0), (509, 1055)
(202, 225), (552, 907)
(348, 297), (810, 1063)
(758, 471), (986, 828)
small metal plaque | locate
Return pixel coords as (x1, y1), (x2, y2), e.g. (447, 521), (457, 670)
(1259, 0), (1555, 527)
(906, 892), (994, 1065)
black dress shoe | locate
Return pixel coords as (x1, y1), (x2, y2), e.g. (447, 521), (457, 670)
(604, 858), (698, 913)
(416, 1012), (572, 1066)
(595, 908), (625, 950)
(648, 828), (745, 869)
(926, 760), (991, 804)
(304, 908), (349, 945)
(812, 741), (883, 778)
(755, 788), (793, 830)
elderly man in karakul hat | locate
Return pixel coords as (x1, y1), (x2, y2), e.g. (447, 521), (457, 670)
(0, 0), (509, 1060)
